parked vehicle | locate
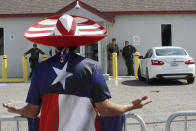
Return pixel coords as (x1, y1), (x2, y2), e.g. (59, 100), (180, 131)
(138, 46), (195, 84)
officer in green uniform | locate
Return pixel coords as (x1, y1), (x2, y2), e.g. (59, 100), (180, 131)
(107, 38), (119, 75)
(24, 43), (46, 78)
(122, 41), (136, 76)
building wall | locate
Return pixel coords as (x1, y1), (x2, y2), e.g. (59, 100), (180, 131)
(67, 7), (109, 74)
(0, 8), (108, 78)
(108, 14), (196, 75)
(0, 17), (52, 78)
(1, 13), (196, 77)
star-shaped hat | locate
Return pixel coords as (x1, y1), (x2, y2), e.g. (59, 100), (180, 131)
(24, 14), (108, 47)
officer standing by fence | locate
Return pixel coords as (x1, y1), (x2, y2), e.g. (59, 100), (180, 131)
(122, 41), (136, 76)
(107, 38), (119, 75)
(24, 43), (46, 78)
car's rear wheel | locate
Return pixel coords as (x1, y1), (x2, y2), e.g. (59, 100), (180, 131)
(138, 66), (146, 81)
(187, 77), (195, 84)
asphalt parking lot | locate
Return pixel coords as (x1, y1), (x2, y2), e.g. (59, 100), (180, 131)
(0, 77), (196, 131)
(108, 77), (196, 131)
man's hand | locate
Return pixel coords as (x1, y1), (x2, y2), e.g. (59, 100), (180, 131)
(2, 103), (20, 114)
(130, 96), (152, 110)
(95, 96), (151, 117)
(2, 103), (40, 118)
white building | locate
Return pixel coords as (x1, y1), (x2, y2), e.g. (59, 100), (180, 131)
(0, 0), (196, 77)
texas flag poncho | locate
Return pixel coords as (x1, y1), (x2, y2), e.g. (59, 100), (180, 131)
(26, 51), (111, 131)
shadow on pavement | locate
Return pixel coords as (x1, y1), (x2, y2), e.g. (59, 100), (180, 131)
(121, 79), (187, 87)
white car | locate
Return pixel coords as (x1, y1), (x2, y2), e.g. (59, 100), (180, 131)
(138, 46), (195, 84)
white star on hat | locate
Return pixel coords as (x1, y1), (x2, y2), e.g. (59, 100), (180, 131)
(52, 62), (73, 90)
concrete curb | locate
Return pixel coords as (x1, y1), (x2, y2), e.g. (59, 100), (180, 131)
(103, 74), (136, 80)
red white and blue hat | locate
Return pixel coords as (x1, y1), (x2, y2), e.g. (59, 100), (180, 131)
(24, 14), (108, 47)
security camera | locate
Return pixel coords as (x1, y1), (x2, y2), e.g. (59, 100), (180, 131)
(75, 1), (80, 9)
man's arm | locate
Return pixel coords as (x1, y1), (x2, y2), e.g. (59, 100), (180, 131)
(95, 96), (151, 117)
(2, 103), (40, 118)
(38, 49), (45, 55)
(122, 47), (126, 59)
(132, 45), (137, 53)
(24, 49), (32, 55)
(106, 44), (113, 59)
(106, 44), (110, 54)
(116, 45), (120, 56)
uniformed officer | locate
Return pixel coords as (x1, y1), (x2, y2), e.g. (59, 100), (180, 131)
(107, 38), (119, 75)
(24, 43), (46, 78)
(122, 41), (136, 76)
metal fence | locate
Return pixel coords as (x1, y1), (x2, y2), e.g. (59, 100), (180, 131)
(0, 116), (26, 131)
(166, 110), (196, 131)
(2, 111), (196, 131)
(124, 112), (146, 131)
(0, 113), (147, 131)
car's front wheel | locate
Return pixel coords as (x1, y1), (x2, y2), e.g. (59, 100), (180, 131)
(187, 77), (195, 84)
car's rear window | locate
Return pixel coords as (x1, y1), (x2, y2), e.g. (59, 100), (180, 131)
(155, 48), (187, 56)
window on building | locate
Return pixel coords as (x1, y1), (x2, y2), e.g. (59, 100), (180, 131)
(161, 24), (172, 46)
(0, 28), (4, 55)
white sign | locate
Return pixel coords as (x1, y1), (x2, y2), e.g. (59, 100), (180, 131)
(133, 35), (141, 45)
(133, 35), (140, 43)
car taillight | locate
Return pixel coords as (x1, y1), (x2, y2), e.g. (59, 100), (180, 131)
(151, 60), (164, 65)
(185, 59), (195, 64)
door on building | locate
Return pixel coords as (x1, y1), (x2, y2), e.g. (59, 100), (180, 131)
(161, 24), (172, 46)
(0, 28), (4, 55)
(85, 43), (98, 61)
(79, 42), (105, 72)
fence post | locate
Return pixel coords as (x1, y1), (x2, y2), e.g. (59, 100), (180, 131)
(166, 110), (196, 131)
(125, 112), (146, 131)
(0, 116), (27, 131)
(112, 53), (118, 79)
(43, 54), (48, 61)
(16, 120), (19, 131)
(134, 52), (140, 80)
(2, 55), (7, 80)
(23, 55), (28, 81)
(124, 115), (127, 131)
(184, 116), (188, 131)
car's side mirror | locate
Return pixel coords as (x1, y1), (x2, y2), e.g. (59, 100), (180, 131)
(139, 56), (144, 59)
